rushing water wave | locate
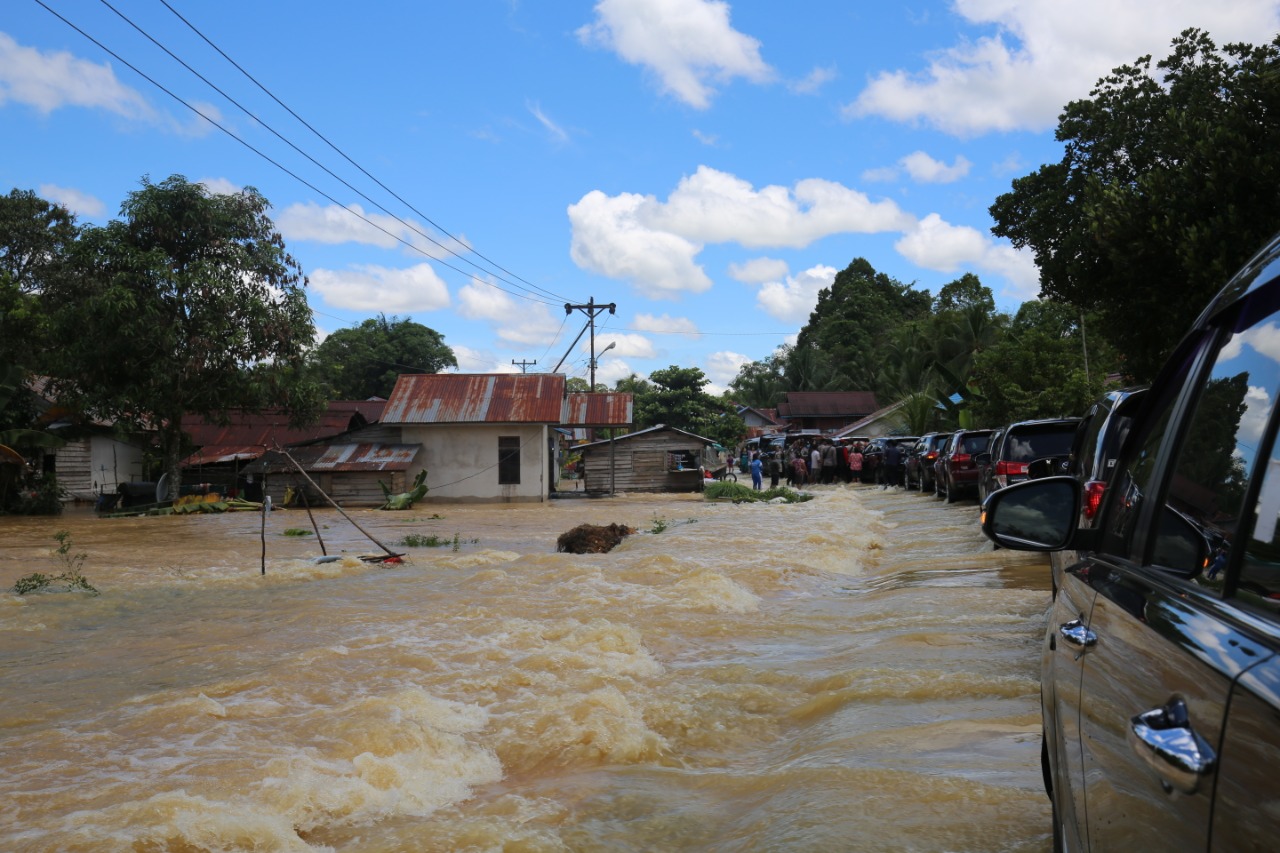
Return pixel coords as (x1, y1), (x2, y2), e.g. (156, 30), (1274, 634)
(0, 485), (1052, 852)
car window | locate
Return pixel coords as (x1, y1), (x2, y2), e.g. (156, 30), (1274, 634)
(960, 433), (991, 454)
(1150, 288), (1280, 586)
(1005, 427), (1075, 461)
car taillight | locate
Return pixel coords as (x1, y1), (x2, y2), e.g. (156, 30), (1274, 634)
(925, 452), (938, 461)
(1083, 480), (1106, 520)
(951, 453), (970, 464)
(995, 460), (1027, 477)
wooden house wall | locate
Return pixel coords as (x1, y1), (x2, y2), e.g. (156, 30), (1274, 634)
(580, 433), (708, 494)
(261, 470), (404, 508)
(54, 438), (92, 500)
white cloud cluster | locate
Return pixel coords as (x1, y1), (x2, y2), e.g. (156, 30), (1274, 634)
(728, 257), (789, 284)
(576, 0), (773, 109)
(309, 263), (451, 312)
(755, 264), (837, 323)
(900, 151), (971, 184)
(633, 312), (700, 336)
(705, 350), (751, 387)
(568, 167), (912, 298)
(457, 278), (565, 347)
(846, 0), (1280, 136)
(895, 214), (1039, 300)
(38, 184), (104, 218)
(277, 201), (472, 261)
(0, 32), (152, 119)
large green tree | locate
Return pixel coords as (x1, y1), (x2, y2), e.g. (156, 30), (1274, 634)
(990, 29), (1280, 381)
(41, 175), (322, 500)
(631, 366), (746, 447)
(968, 301), (1114, 426)
(310, 314), (456, 399)
(0, 190), (80, 371)
(792, 257), (931, 397)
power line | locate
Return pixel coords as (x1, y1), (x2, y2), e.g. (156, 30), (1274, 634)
(32, 0), (560, 308)
(155, 0), (566, 305)
(92, 0), (564, 306)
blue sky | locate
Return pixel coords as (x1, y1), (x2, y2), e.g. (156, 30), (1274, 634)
(4, 1), (1278, 393)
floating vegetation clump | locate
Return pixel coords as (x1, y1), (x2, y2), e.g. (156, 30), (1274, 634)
(703, 482), (813, 503)
(401, 532), (477, 551)
(12, 531), (99, 596)
(556, 523), (636, 554)
(282, 528), (313, 537)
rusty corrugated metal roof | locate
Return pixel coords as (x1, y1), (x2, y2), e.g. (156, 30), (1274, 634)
(383, 373), (566, 424)
(243, 443), (420, 474)
(182, 400), (384, 448)
(561, 392), (633, 427)
(181, 445), (267, 467)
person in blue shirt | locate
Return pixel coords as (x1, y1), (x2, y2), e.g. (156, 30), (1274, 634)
(749, 453), (764, 490)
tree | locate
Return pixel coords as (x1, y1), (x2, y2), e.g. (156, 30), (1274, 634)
(727, 348), (787, 408)
(41, 175), (322, 500)
(792, 258), (931, 396)
(990, 29), (1280, 381)
(310, 314), (456, 399)
(968, 301), (1114, 426)
(0, 189), (79, 294)
(631, 366), (746, 447)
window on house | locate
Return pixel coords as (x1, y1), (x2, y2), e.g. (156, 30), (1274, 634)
(498, 437), (520, 485)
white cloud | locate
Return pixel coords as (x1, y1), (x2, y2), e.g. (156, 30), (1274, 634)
(567, 189), (712, 298)
(651, 166), (915, 248)
(576, 0), (774, 109)
(448, 343), (520, 373)
(593, 357), (635, 386)
(790, 65), (836, 94)
(845, 0), (1280, 136)
(0, 32), (153, 119)
(527, 100), (569, 143)
(706, 350), (751, 386)
(309, 263), (451, 312)
(728, 257), (788, 284)
(198, 177), (242, 197)
(862, 151), (972, 184)
(894, 213), (1039, 300)
(633, 312), (700, 336)
(457, 278), (563, 347)
(278, 200), (473, 263)
(755, 264), (837, 323)
(38, 184), (104, 218)
(692, 128), (719, 146)
(598, 333), (656, 359)
(900, 151), (971, 184)
(569, 167), (913, 297)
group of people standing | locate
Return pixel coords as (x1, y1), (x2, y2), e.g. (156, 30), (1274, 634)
(737, 439), (878, 490)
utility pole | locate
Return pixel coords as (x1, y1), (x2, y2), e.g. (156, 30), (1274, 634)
(564, 298), (615, 391)
(511, 358), (537, 373)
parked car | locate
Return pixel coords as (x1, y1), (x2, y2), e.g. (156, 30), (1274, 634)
(975, 418), (1079, 502)
(903, 432), (949, 491)
(934, 428), (995, 503)
(979, 231), (1280, 851)
(861, 436), (919, 485)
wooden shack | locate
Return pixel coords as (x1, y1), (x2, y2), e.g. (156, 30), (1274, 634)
(577, 425), (719, 494)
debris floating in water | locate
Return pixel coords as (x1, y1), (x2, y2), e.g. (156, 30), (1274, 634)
(556, 523), (636, 554)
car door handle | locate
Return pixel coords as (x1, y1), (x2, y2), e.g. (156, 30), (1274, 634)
(1128, 698), (1217, 795)
(1059, 619), (1097, 648)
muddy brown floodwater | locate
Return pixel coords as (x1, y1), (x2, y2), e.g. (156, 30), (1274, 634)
(0, 484), (1052, 852)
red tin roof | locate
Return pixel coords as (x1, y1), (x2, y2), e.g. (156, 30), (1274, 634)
(383, 373), (567, 424)
(561, 392), (633, 427)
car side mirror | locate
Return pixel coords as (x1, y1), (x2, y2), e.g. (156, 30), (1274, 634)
(980, 476), (1081, 551)
(974, 452), (992, 466)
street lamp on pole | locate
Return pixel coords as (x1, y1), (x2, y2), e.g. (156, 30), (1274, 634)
(589, 341), (616, 390)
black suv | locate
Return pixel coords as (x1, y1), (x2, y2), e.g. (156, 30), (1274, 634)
(975, 418), (1079, 502)
(981, 232), (1280, 851)
(903, 432), (949, 491)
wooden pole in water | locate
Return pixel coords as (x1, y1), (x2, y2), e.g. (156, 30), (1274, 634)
(273, 445), (399, 556)
(260, 495), (270, 575)
(299, 489), (327, 556)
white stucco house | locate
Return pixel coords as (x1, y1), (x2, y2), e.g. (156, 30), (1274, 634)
(382, 373), (632, 503)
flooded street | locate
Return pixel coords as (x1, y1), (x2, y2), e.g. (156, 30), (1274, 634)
(0, 485), (1052, 852)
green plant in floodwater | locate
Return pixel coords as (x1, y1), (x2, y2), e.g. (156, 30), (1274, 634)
(12, 531), (98, 596)
(702, 482), (813, 503)
(650, 516), (669, 534)
(282, 528), (313, 537)
(400, 531), (476, 549)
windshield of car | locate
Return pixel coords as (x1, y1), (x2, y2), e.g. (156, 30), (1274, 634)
(1004, 426), (1075, 462)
